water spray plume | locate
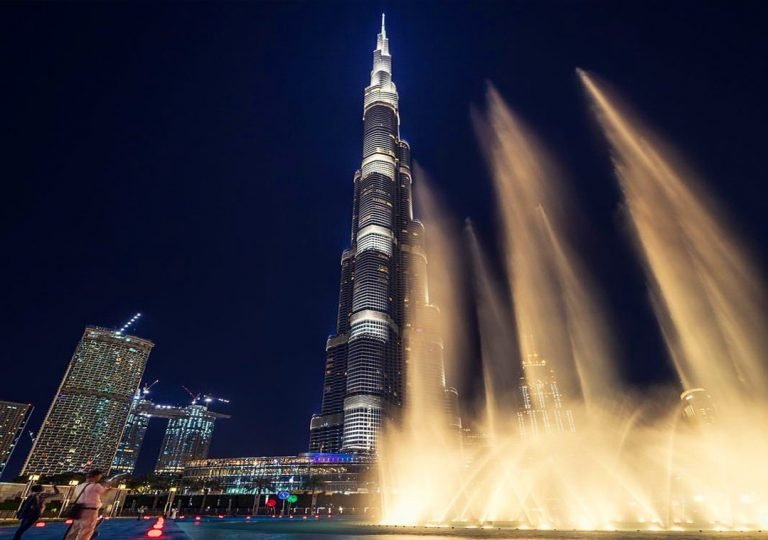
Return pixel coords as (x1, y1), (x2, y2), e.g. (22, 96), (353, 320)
(379, 75), (768, 530)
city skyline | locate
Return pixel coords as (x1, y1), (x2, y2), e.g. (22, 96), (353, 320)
(2, 2), (766, 479)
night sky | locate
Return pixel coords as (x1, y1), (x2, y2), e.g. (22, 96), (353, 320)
(2, 1), (766, 478)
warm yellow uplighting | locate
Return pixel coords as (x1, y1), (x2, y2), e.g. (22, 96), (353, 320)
(377, 75), (768, 532)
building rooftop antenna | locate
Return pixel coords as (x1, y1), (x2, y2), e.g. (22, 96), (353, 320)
(116, 312), (142, 335)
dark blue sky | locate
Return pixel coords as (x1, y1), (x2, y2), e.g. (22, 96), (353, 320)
(2, 1), (766, 478)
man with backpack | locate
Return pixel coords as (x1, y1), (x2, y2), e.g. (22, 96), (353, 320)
(14, 484), (60, 540)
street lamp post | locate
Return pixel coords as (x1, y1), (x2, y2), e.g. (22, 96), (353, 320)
(58, 480), (80, 518)
(110, 484), (127, 517)
(163, 487), (177, 516)
(18, 475), (40, 512)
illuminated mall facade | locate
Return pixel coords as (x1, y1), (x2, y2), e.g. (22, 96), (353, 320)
(182, 453), (376, 494)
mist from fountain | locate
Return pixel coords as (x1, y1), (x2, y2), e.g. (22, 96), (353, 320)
(378, 78), (768, 531)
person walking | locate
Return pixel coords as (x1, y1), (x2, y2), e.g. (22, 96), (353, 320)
(64, 470), (115, 540)
(14, 484), (60, 540)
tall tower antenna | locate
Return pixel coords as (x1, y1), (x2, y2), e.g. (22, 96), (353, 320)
(117, 313), (142, 335)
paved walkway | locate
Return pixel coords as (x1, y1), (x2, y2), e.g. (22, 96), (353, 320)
(0, 518), (190, 540)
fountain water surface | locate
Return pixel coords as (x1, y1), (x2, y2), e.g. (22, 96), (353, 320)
(378, 76), (768, 531)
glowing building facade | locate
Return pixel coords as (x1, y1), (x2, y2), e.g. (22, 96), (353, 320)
(517, 353), (575, 436)
(110, 391), (153, 475)
(154, 404), (228, 476)
(183, 453), (376, 494)
(23, 327), (153, 476)
(111, 393), (230, 476)
(0, 400), (33, 478)
(309, 16), (455, 454)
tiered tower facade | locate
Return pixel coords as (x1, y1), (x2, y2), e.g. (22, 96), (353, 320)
(310, 16), (455, 454)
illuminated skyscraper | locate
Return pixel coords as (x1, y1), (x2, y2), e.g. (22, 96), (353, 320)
(309, 16), (455, 454)
(23, 326), (153, 476)
(154, 403), (229, 476)
(110, 389), (152, 475)
(517, 353), (575, 436)
(111, 391), (230, 476)
(0, 400), (33, 478)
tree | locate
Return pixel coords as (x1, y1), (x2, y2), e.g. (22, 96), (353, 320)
(250, 479), (271, 516)
(303, 476), (323, 514)
(198, 480), (222, 513)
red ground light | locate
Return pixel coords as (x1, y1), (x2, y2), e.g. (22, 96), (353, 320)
(34, 522), (45, 528)
(64, 519), (74, 525)
(147, 529), (162, 537)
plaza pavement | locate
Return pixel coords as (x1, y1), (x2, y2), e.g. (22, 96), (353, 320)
(0, 517), (190, 540)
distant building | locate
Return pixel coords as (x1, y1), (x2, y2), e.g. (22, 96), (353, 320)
(111, 392), (230, 476)
(461, 426), (490, 467)
(154, 404), (229, 476)
(110, 390), (153, 475)
(0, 401), (33, 478)
(517, 352), (575, 436)
(23, 326), (153, 476)
(183, 453), (376, 494)
(681, 387), (717, 425)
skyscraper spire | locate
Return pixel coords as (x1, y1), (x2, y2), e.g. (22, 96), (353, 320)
(381, 13), (386, 37)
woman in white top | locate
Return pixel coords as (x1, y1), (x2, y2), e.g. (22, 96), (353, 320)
(64, 470), (116, 540)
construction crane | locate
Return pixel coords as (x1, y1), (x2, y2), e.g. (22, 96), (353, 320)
(142, 379), (159, 395)
(181, 386), (230, 406)
(116, 312), (142, 335)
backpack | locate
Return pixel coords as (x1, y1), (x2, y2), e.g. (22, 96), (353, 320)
(16, 494), (41, 520)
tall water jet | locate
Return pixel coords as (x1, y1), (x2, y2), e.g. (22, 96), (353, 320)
(379, 170), (467, 525)
(379, 76), (768, 531)
(465, 221), (518, 439)
(474, 86), (619, 413)
(580, 69), (768, 527)
(578, 70), (768, 405)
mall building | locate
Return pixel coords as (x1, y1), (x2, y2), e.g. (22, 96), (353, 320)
(182, 453), (376, 494)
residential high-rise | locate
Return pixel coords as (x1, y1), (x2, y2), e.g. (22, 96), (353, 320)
(23, 326), (153, 476)
(154, 403), (229, 476)
(309, 16), (456, 454)
(0, 401), (33, 478)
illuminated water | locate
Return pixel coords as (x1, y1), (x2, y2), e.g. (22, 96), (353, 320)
(177, 519), (768, 539)
(378, 77), (768, 530)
